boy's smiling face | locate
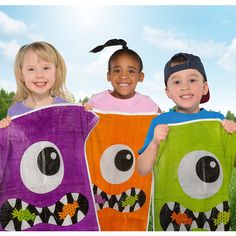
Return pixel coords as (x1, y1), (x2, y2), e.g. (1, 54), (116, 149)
(165, 68), (209, 114)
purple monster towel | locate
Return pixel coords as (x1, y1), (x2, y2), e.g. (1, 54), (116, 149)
(0, 104), (99, 231)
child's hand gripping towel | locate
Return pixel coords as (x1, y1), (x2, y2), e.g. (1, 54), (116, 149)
(86, 110), (157, 231)
(0, 104), (99, 231)
(153, 119), (236, 231)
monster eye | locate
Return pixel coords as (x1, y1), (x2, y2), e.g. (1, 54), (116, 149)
(178, 150), (223, 199)
(100, 144), (135, 184)
(20, 141), (64, 194)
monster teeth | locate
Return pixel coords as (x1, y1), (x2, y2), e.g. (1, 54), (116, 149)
(203, 221), (210, 229)
(36, 207), (42, 213)
(180, 205), (186, 213)
(133, 203), (140, 211)
(48, 215), (57, 225)
(166, 223), (174, 231)
(135, 189), (140, 195)
(21, 220), (31, 230)
(190, 220), (198, 230)
(126, 189), (131, 196)
(96, 186), (102, 195)
(216, 203), (223, 212)
(8, 199), (16, 208)
(21, 201), (28, 210)
(103, 201), (109, 208)
(60, 195), (68, 205)
(48, 204), (56, 213)
(113, 203), (119, 211)
(205, 210), (211, 219)
(77, 210), (85, 221)
(72, 193), (79, 200)
(167, 202), (175, 211)
(62, 215), (72, 226)
(5, 220), (14, 231)
(122, 206), (129, 213)
(216, 223), (225, 231)
(179, 224), (186, 230)
(193, 212), (199, 218)
(34, 215), (42, 225)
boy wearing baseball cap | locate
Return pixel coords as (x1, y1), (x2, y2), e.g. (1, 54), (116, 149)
(138, 52), (236, 176)
(137, 52), (236, 231)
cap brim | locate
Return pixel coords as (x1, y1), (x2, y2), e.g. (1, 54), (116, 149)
(200, 90), (210, 104)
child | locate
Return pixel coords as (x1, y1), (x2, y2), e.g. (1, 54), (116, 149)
(137, 52), (236, 231)
(138, 52), (236, 176)
(86, 39), (161, 113)
(0, 41), (74, 128)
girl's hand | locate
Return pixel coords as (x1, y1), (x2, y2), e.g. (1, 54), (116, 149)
(83, 103), (93, 111)
(153, 124), (169, 145)
(222, 119), (236, 134)
(0, 116), (12, 128)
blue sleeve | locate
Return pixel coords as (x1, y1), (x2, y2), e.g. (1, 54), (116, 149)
(138, 120), (156, 154)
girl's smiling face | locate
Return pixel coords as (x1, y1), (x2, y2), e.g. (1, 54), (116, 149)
(107, 53), (144, 99)
(22, 50), (56, 99)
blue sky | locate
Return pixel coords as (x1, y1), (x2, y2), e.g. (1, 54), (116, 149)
(0, 5), (236, 115)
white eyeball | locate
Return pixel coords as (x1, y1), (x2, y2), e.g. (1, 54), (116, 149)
(20, 141), (64, 194)
(100, 144), (135, 184)
(178, 150), (223, 199)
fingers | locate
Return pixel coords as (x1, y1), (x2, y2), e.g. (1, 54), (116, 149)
(153, 124), (169, 144)
(0, 116), (12, 128)
(222, 119), (236, 134)
(83, 103), (93, 111)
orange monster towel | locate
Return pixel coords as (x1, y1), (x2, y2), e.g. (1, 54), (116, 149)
(86, 111), (157, 231)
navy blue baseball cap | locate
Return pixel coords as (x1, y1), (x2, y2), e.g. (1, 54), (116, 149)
(164, 52), (209, 103)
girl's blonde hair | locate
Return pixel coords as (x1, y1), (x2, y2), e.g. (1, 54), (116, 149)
(13, 41), (75, 103)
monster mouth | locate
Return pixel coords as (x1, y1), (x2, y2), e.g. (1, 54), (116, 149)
(160, 201), (230, 231)
(0, 193), (89, 231)
(93, 185), (146, 212)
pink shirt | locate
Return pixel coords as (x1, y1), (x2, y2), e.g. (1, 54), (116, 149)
(88, 90), (160, 113)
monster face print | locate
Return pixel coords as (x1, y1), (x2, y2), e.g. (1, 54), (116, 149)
(0, 104), (99, 231)
(153, 120), (236, 231)
(86, 111), (156, 231)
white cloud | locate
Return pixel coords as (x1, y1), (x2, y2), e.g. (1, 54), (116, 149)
(142, 25), (225, 58)
(0, 11), (44, 60)
(218, 38), (236, 73)
(0, 40), (21, 60)
(0, 11), (28, 36)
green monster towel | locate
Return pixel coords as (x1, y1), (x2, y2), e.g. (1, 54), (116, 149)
(153, 119), (236, 231)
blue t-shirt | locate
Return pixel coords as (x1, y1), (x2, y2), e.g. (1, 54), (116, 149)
(8, 97), (67, 117)
(138, 108), (225, 154)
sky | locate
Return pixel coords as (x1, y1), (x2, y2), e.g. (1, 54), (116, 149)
(0, 4), (236, 115)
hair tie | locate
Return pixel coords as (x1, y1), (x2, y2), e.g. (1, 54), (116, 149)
(90, 39), (128, 53)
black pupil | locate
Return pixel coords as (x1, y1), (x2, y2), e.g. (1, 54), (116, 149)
(114, 149), (133, 172)
(196, 156), (220, 183)
(37, 147), (60, 176)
